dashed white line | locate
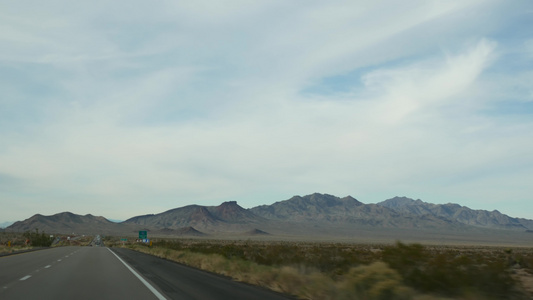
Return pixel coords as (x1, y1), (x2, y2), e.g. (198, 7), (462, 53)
(44, 265), (51, 269)
(19, 275), (31, 281)
(57, 259), (62, 262)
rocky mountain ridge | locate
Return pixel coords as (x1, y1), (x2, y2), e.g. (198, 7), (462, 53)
(249, 193), (463, 229)
(122, 201), (267, 232)
(6, 194), (533, 240)
(377, 196), (533, 230)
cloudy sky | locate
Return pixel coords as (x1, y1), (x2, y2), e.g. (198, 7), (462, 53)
(1, 1), (533, 224)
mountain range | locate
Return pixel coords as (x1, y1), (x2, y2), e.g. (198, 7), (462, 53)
(5, 193), (533, 243)
(378, 196), (533, 230)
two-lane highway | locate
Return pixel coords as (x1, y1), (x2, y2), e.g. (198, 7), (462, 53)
(0, 246), (292, 300)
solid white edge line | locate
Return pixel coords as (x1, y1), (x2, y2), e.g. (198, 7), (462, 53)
(107, 248), (167, 300)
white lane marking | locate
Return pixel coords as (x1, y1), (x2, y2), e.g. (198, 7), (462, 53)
(44, 265), (51, 269)
(107, 248), (167, 300)
(19, 275), (31, 281)
(57, 259), (62, 262)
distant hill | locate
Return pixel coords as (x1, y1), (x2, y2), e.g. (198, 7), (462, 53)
(155, 226), (206, 236)
(7, 212), (123, 235)
(377, 196), (533, 230)
(244, 228), (270, 235)
(124, 205), (221, 230)
(122, 201), (267, 233)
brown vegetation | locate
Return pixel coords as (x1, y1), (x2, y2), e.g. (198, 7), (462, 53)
(0, 231), (32, 254)
(0, 231), (93, 254)
(114, 239), (533, 299)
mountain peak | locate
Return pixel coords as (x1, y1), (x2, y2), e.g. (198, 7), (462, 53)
(250, 193), (366, 221)
(341, 195), (364, 206)
(303, 193), (350, 207)
(219, 201), (239, 206)
(379, 196), (423, 208)
(216, 201), (244, 212)
(212, 201), (260, 223)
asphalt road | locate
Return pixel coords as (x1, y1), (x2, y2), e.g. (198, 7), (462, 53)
(0, 246), (292, 300)
(0, 246), (162, 299)
(112, 247), (292, 300)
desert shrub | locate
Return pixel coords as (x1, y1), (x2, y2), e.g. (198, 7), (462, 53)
(0, 232), (25, 247)
(153, 239), (184, 251)
(381, 242), (427, 288)
(150, 240), (373, 274)
(381, 242), (517, 298)
(298, 271), (337, 300)
(23, 229), (53, 247)
(509, 251), (533, 270)
(338, 262), (414, 300)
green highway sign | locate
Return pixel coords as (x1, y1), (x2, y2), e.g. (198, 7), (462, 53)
(139, 231), (147, 239)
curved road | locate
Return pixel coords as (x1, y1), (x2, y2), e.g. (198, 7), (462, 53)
(0, 246), (291, 300)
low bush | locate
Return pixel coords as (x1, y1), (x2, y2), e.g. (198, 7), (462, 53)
(338, 262), (414, 300)
(23, 229), (53, 247)
(381, 242), (516, 298)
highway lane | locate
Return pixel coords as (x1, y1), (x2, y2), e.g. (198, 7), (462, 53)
(112, 248), (293, 300)
(0, 246), (163, 299)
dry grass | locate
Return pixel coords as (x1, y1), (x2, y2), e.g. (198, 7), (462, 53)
(118, 240), (533, 299)
(127, 243), (414, 299)
(0, 232), (31, 254)
(0, 245), (33, 255)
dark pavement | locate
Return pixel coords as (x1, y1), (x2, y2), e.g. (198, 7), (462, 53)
(0, 246), (292, 300)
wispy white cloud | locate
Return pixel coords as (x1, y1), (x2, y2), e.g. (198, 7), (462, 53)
(1, 0), (533, 221)
(361, 39), (496, 122)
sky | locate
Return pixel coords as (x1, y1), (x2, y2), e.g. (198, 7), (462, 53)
(1, 1), (533, 224)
